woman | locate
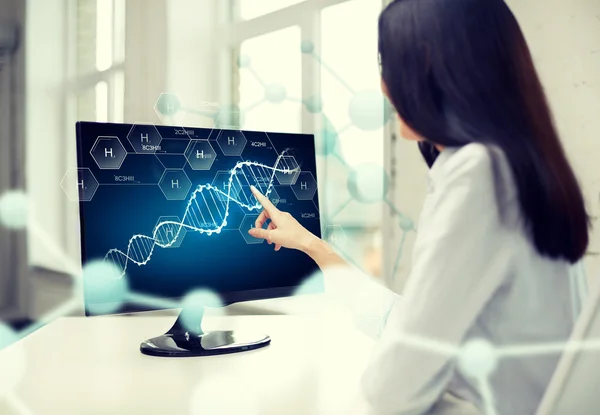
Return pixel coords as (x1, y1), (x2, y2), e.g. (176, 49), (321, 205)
(249, 0), (590, 413)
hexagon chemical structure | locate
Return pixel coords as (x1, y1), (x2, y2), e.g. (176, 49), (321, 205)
(240, 131), (280, 167)
(323, 225), (349, 251)
(240, 185), (281, 208)
(155, 154), (188, 170)
(262, 132), (279, 153)
(291, 171), (317, 200)
(216, 130), (247, 156)
(91, 136), (128, 169)
(212, 170), (241, 202)
(238, 161), (272, 192)
(274, 155), (300, 185)
(60, 168), (100, 202)
(154, 216), (187, 248)
(266, 186), (281, 207)
(154, 94), (186, 125)
(265, 131), (285, 153)
(154, 93), (181, 117)
(159, 170), (193, 201)
(239, 214), (265, 245)
(184, 140), (217, 170)
(127, 124), (163, 154)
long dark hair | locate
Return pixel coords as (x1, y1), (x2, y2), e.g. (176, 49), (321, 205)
(379, 0), (589, 263)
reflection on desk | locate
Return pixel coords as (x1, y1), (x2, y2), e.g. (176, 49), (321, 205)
(0, 311), (375, 415)
(0, 297), (480, 415)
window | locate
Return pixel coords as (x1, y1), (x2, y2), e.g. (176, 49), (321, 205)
(320, 0), (384, 227)
(321, 0), (383, 168)
(35, 0), (127, 272)
(25, 0), (126, 273)
(226, 0), (385, 223)
(233, 0), (308, 20)
(239, 26), (302, 133)
(224, 0), (387, 273)
(70, 0), (126, 123)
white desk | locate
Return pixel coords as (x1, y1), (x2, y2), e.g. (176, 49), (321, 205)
(1, 304), (480, 415)
(0, 310), (378, 415)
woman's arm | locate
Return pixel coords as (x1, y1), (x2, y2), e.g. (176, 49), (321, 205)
(303, 235), (348, 269)
(248, 186), (400, 339)
(250, 144), (514, 414)
(248, 185), (346, 269)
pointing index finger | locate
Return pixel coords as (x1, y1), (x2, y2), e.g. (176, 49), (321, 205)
(250, 185), (278, 216)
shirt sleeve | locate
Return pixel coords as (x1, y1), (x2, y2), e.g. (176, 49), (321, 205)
(361, 144), (516, 415)
(323, 265), (401, 339)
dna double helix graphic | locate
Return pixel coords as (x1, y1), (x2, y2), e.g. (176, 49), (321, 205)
(104, 152), (299, 278)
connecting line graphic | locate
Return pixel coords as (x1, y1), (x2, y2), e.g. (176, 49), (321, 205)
(498, 339), (600, 358)
(391, 230), (408, 282)
(104, 152), (300, 277)
(478, 378), (499, 415)
(361, 326), (600, 415)
(354, 330), (502, 414)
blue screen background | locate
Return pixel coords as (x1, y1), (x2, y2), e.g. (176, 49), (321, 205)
(76, 122), (322, 310)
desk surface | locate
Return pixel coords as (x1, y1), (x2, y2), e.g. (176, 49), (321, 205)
(1, 312), (376, 415)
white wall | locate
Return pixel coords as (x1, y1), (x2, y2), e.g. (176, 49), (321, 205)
(510, 0), (600, 281)
(386, 0), (600, 289)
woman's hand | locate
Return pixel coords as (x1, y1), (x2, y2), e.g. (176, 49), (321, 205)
(248, 185), (319, 252)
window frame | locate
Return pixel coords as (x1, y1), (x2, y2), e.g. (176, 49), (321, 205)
(220, 0), (349, 133)
(64, 0), (126, 124)
(60, 0), (139, 274)
(63, 0), (127, 262)
(219, 0), (388, 229)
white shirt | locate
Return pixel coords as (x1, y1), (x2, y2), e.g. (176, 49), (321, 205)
(325, 143), (585, 415)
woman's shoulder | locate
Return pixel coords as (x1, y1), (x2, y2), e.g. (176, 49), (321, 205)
(433, 143), (497, 185)
(441, 143), (512, 181)
(434, 142), (518, 205)
(444, 142), (495, 173)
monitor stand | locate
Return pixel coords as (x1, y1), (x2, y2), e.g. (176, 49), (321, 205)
(139, 305), (271, 357)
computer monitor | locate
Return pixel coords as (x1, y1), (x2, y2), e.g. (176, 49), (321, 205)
(75, 121), (322, 357)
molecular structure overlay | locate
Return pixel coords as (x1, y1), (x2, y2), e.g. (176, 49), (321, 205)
(103, 153), (300, 278)
(153, 39), (415, 279)
(0, 39), (595, 415)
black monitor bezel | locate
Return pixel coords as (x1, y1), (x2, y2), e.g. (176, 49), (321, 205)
(75, 121), (322, 317)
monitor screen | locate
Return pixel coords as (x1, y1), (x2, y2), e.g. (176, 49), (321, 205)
(75, 121), (322, 315)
